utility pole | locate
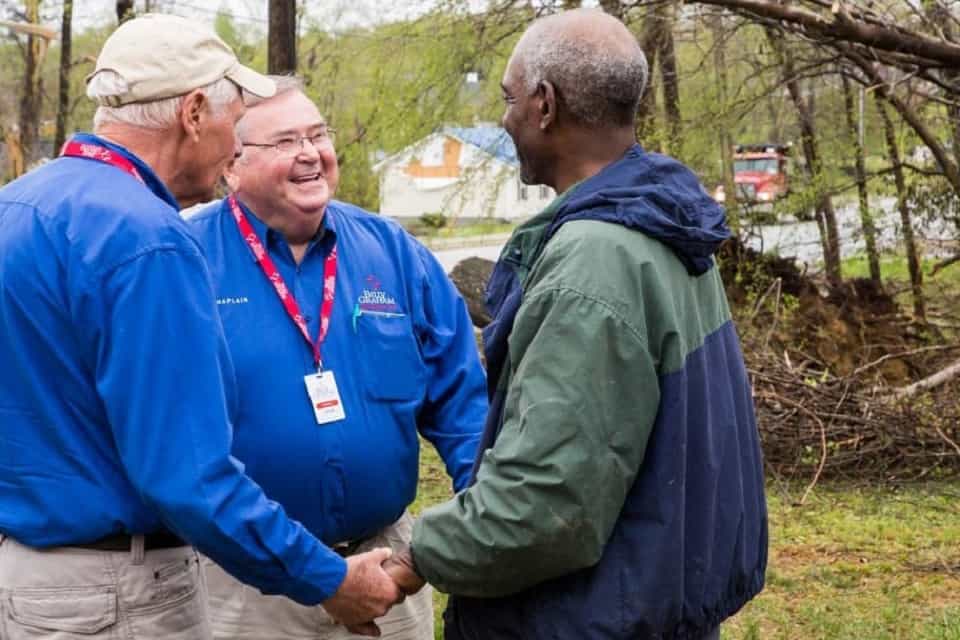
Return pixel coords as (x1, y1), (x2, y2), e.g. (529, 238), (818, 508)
(55, 0), (74, 153)
(117, 1), (134, 23)
(17, 0), (48, 176)
(268, 0), (297, 74)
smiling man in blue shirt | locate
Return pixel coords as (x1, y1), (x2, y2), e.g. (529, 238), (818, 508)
(188, 76), (487, 639)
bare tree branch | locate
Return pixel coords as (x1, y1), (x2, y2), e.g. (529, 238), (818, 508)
(690, 0), (960, 67)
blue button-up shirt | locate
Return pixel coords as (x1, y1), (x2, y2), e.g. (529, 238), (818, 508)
(0, 134), (348, 604)
(188, 197), (486, 546)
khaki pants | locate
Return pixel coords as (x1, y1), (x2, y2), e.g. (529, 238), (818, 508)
(0, 533), (211, 639)
(203, 512), (433, 640)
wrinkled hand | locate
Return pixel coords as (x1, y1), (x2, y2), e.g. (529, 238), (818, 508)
(383, 544), (426, 596)
(323, 547), (404, 637)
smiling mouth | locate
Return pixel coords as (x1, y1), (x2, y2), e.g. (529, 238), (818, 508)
(291, 173), (322, 184)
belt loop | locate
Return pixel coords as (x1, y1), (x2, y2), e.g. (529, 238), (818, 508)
(131, 534), (145, 565)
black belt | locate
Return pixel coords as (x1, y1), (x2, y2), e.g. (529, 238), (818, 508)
(331, 537), (370, 558)
(71, 529), (186, 552)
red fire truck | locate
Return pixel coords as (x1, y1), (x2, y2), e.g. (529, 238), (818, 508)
(714, 143), (790, 204)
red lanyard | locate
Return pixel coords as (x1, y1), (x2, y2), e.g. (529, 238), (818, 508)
(228, 195), (337, 370)
(60, 140), (144, 184)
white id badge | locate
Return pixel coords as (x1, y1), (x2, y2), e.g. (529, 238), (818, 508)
(304, 371), (346, 425)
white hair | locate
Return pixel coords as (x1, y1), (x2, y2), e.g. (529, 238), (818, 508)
(88, 72), (241, 130)
(235, 75), (314, 149)
(243, 74), (304, 108)
(515, 12), (648, 128)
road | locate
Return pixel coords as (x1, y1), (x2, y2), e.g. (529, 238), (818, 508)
(428, 197), (957, 273)
(432, 243), (505, 273)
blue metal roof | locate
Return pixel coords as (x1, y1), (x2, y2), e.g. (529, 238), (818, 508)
(443, 126), (518, 166)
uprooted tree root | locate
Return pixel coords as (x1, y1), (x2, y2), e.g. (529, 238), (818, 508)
(720, 239), (960, 493)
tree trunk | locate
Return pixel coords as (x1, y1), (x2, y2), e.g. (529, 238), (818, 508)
(18, 0), (43, 175)
(876, 96), (926, 322)
(3, 128), (25, 181)
(923, 1), (960, 239)
(767, 31), (842, 286)
(658, 2), (681, 155)
(921, 0), (960, 171)
(841, 72), (880, 284)
(116, 0), (134, 23)
(55, 0), (74, 153)
(268, 0), (297, 74)
(597, 0), (626, 20)
(636, 7), (663, 149)
(711, 11), (738, 230)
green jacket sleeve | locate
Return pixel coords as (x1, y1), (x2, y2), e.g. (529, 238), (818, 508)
(411, 283), (660, 597)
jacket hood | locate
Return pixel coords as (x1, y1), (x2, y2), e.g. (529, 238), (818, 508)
(548, 144), (731, 275)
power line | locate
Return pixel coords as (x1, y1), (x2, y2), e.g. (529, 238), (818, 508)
(165, 0), (267, 24)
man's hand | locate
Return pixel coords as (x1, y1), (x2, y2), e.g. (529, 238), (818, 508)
(323, 547), (404, 637)
(383, 544), (426, 596)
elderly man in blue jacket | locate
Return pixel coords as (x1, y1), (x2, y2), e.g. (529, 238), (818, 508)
(385, 9), (768, 640)
(188, 76), (487, 639)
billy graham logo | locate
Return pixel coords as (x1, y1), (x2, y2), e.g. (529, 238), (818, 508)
(357, 274), (400, 313)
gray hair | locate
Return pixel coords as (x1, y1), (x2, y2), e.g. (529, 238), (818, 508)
(235, 75), (309, 142)
(243, 74), (304, 108)
(88, 73), (241, 130)
(515, 13), (648, 128)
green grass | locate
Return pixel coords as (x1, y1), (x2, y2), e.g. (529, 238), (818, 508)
(413, 442), (960, 638)
(725, 481), (960, 639)
(841, 254), (960, 287)
(410, 443), (453, 638)
(412, 220), (515, 239)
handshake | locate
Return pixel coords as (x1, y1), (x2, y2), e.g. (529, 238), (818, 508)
(321, 544), (427, 637)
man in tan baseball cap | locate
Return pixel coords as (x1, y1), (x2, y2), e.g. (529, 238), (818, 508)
(84, 12), (276, 208)
(0, 13), (402, 640)
(88, 13), (275, 108)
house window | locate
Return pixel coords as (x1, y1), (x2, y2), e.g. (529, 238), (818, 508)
(539, 185), (550, 199)
(518, 181), (529, 201)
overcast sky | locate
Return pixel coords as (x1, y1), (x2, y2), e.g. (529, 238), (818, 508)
(15, 0), (493, 35)
(10, 0), (600, 35)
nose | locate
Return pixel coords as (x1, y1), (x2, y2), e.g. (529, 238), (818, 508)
(232, 129), (243, 159)
(296, 136), (323, 159)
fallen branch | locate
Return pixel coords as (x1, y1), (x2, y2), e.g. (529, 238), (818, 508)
(890, 357), (960, 401)
(931, 253), (960, 277)
(854, 344), (960, 377)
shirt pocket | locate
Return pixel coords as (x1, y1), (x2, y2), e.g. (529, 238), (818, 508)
(355, 311), (426, 401)
(5, 585), (118, 637)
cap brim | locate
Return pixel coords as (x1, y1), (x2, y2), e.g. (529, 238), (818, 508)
(226, 63), (276, 99)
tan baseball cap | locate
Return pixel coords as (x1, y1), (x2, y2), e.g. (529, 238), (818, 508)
(87, 13), (275, 107)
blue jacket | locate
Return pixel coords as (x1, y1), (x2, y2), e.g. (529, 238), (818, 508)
(438, 145), (768, 639)
(188, 198), (485, 545)
(0, 134), (351, 604)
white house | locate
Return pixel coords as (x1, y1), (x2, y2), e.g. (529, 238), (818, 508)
(375, 125), (555, 222)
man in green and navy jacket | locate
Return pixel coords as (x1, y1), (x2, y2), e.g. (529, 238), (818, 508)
(385, 8), (768, 640)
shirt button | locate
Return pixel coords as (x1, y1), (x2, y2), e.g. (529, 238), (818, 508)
(304, 315), (313, 323)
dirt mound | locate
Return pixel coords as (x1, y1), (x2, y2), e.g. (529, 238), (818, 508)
(719, 238), (914, 383)
(449, 257), (494, 328)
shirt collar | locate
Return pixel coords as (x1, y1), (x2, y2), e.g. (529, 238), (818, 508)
(68, 133), (180, 210)
(224, 197), (337, 263)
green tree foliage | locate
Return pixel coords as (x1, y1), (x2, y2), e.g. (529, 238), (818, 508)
(291, 4), (529, 209)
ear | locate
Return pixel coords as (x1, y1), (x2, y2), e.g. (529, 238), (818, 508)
(536, 81), (557, 131)
(179, 89), (208, 143)
(223, 158), (241, 192)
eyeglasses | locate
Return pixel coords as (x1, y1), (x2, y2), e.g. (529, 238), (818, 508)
(241, 127), (337, 156)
